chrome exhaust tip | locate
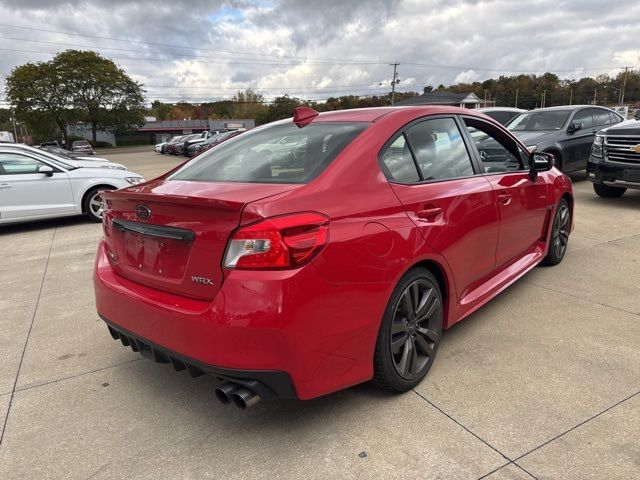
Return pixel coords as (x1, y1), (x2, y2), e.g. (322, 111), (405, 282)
(231, 387), (261, 409)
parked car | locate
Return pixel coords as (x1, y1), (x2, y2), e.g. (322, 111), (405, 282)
(175, 133), (206, 156)
(181, 130), (230, 156)
(506, 105), (624, 171)
(155, 136), (180, 154)
(40, 146), (110, 162)
(187, 133), (222, 156)
(587, 116), (640, 197)
(161, 135), (186, 155)
(0, 144), (144, 224)
(192, 129), (245, 156)
(477, 107), (525, 126)
(95, 105), (573, 408)
(71, 140), (94, 155)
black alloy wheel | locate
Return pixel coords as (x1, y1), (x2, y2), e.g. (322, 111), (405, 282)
(373, 268), (443, 392)
(543, 199), (570, 266)
(391, 279), (441, 379)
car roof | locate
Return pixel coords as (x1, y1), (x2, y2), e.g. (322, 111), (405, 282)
(478, 107), (525, 113)
(528, 105), (605, 112)
(304, 105), (496, 123)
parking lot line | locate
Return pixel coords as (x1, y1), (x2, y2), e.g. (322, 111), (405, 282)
(0, 227), (56, 445)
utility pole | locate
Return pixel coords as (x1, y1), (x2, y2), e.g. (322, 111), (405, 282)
(483, 89), (488, 107)
(389, 63), (400, 106)
(541, 90), (546, 108)
(593, 89), (597, 105)
(11, 115), (17, 141)
(619, 67), (629, 106)
(569, 89), (573, 106)
(514, 89), (519, 108)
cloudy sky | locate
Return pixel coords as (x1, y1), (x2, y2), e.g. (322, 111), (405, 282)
(0, 0), (638, 106)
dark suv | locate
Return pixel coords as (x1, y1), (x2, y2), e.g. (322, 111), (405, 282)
(587, 118), (640, 197)
(507, 106), (624, 172)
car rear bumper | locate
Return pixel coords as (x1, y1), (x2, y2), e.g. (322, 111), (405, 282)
(587, 156), (640, 189)
(94, 241), (386, 400)
(102, 317), (296, 399)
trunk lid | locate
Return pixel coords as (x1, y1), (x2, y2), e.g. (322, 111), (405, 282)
(101, 179), (298, 300)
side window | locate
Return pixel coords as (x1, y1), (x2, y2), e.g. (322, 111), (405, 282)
(379, 135), (420, 183)
(609, 112), (622, 124)
(463, 119), (524, 173)
(0, 153), (44, 175)
(405, 117), (474, 181)
(594, 109), (613, 127)
(573, 109), (594, 129)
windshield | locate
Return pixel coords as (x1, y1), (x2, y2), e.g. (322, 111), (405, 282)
(507, 110), (571, 131)
(22, 147), (77, 169)
(41, 146), (78, 159)
(169, 121), (368, 184)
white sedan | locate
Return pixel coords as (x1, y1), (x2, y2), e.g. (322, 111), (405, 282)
(0, 144), (144, 225)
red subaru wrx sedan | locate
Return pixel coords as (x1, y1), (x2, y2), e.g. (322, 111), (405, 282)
(94, 106), (573, 408)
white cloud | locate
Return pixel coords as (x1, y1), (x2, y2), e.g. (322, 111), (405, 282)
(1, 0), (639, 105)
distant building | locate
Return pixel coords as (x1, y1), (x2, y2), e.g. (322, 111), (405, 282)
(396, 91), (484, 108)
(137, 118), (255, 144)
(66, 123), (117, 146)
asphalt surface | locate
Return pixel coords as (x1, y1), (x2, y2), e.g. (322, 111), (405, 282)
(1, 148), (638, 479)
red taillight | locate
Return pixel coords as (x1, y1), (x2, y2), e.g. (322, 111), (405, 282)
(224, 213), (329, 269)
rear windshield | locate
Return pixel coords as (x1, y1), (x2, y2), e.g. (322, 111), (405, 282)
(169, 121), (368, 184)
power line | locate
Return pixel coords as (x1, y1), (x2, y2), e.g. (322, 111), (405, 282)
(0, 29), (634, 74)
(0, 22), (393, 64)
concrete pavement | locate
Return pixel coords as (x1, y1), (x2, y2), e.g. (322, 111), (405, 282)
(0, 151), (638, 479)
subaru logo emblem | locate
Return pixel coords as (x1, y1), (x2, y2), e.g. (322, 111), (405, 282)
(136, 205), (151, 220)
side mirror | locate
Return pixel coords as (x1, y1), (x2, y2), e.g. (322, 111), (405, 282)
(38, 165), (54, 176)
(528, 152), (555, 181)
(567, 122), (583, 133)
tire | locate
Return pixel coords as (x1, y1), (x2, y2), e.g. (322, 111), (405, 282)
(372, 267), (443, 392)
(83, 187), (112, 223)
(593, 183), (626, 198)
(543, 199), (570, 266)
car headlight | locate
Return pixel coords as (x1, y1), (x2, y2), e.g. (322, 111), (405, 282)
(526, 145), (537, 153)
(592, 135), (604, 158)
(125, 177), (144, 185)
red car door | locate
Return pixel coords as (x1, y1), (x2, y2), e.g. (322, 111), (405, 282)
(461, 116), (549, 270)
(379, 116), (500, 301)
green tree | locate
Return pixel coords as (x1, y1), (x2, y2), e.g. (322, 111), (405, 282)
(150, 100), (171, 120)
(256, 95), (301, 124)
(5, 60), (74, 144)
(232, 89), (267, 119)
(54, 50), (146, 143)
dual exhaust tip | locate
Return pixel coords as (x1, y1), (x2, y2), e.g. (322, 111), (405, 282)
(215, 382), (261, 409)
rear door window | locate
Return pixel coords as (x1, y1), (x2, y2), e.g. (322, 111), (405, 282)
(379, 135), (420, 183)
(608, 111), (623, 124)
(169, 122), (368, 184)
(593, 109), (614, 127)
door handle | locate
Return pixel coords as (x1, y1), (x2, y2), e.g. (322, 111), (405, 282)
(0, 183), (11, 189)
(497, 192), (512, 205)
(416, 206), (443, 220)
